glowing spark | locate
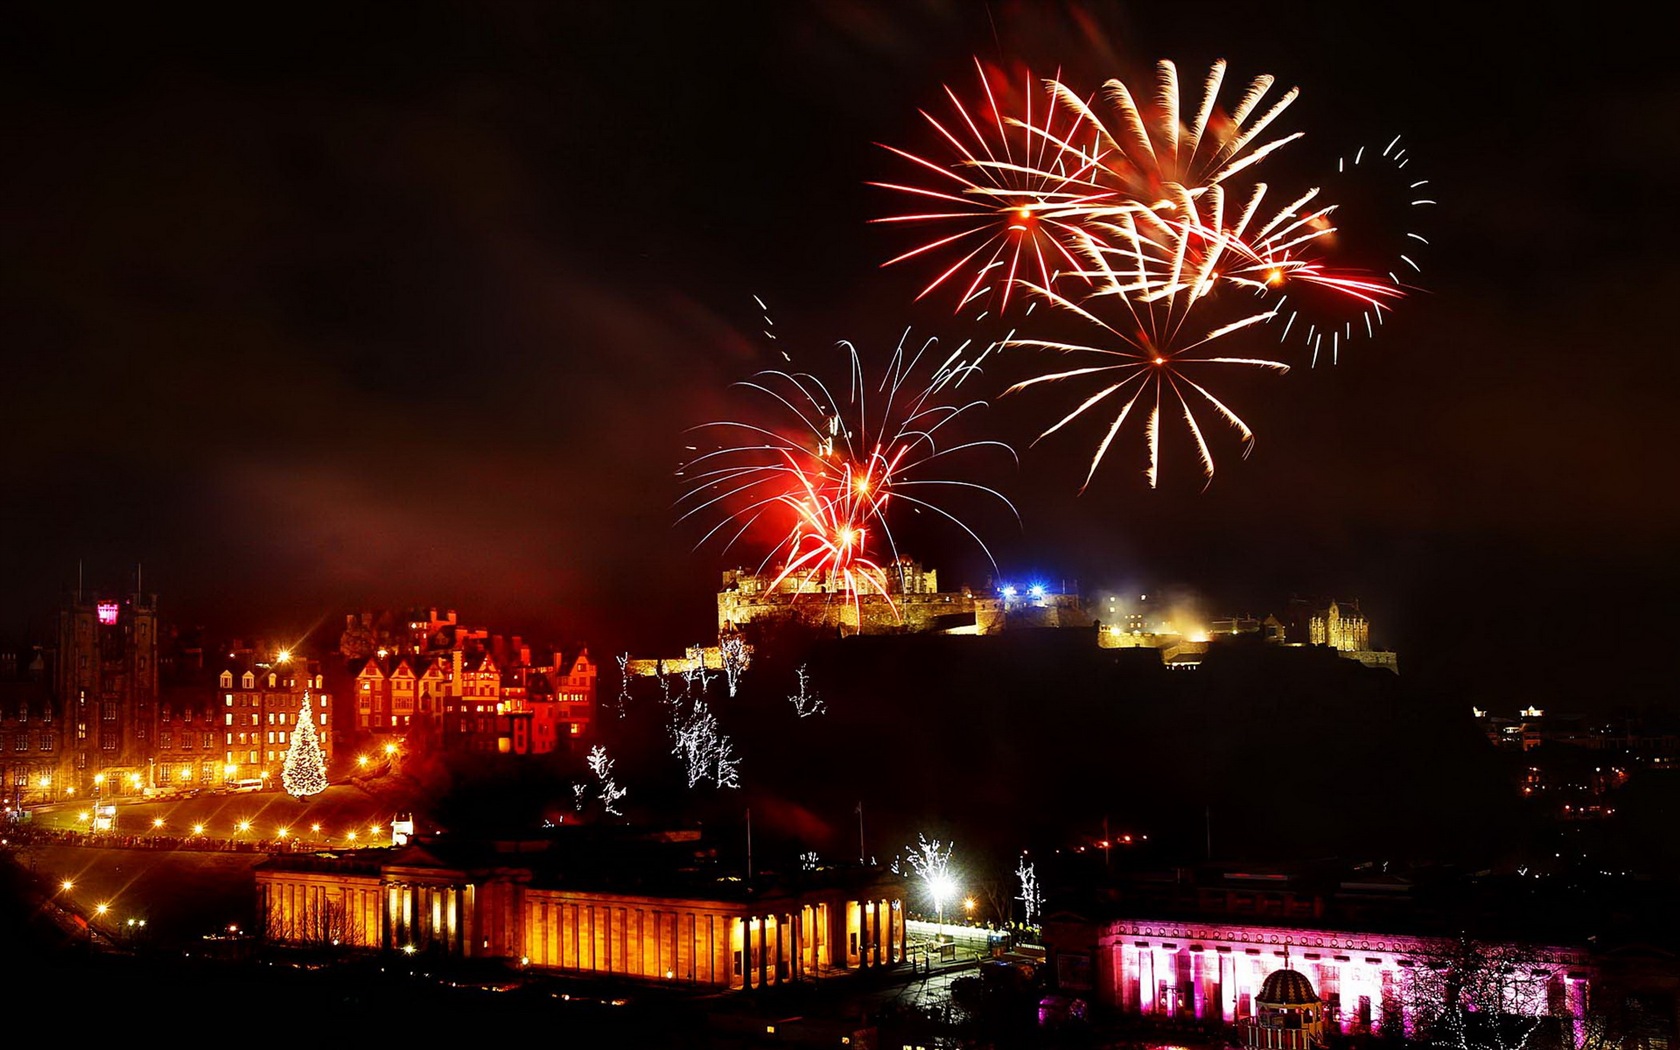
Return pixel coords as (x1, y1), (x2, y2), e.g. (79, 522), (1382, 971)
(678, 326), (1017, 620)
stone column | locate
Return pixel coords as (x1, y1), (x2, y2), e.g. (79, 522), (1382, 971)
(774, 913), (785, 984)
(738, 916), (749, 990)
(757, 916), (768, 989)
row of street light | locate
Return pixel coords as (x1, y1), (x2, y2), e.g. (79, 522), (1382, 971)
(11, 741), (402, 805)
(70, 811), (393, 843)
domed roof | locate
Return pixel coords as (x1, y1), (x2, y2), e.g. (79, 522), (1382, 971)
(1258, 968), (1320, 1006)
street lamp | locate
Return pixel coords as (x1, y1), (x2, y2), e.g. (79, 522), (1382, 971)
(929, 874), (956, 940)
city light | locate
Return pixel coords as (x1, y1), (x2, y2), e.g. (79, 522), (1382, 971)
(192, 823), (206, 835)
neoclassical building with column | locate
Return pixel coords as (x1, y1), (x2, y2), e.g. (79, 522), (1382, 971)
(254, 826), (909, 990)
(1042, 914), (1592, 1038)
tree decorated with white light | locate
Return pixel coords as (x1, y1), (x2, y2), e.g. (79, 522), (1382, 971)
(719, 634), (750, 696)
(901, 834), (958, 936)
(281, 691), (328, 798)
(1016, 854), (1043, 927)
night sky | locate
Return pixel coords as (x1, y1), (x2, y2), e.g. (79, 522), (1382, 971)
(3, 2), (1675, 714)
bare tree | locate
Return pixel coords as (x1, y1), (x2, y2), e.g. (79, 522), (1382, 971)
(787, 663), (826, 717)
(265, 896), (365, 949)
(719, 635), (750, 697)
(586, 744), (628, 816)
(1396, 934), (1570, 1050)
(614, 653), (631, 718)
(1015, 854), (1044, 928)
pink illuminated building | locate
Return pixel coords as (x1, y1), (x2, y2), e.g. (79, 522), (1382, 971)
(1042, 914), (1593, 1044)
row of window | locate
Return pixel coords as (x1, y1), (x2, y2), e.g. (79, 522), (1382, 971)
(219, 711), (326, 726)
(157, 732), (219, 750)
(154, 763), (219, 784)
(218, 672), (325, 690)
(225, 693), (329, 707)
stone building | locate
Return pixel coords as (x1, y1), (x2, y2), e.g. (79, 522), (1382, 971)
(0, 646), (56, 812)
(1042, 913), (1592, 1042)
(255, 827), (908, 990)
(212, 653), (334, 788)
(346, 644), (597, 756)
(55, 584), (159, 794)
(4, 583), (339, 809)
(717, 561), (1086, 638)
(1308, 600), (1370, 652)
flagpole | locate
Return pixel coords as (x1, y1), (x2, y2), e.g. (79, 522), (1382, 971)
(746, 807), (753, 885)
(856, 801), (865, 865)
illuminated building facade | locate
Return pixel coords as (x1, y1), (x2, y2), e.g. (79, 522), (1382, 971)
(1307, 601), (1369, 652)
(213, 655), (333, 787)
(4, 585), (341, 809)
(0, 647), (56, 813)
(348, 644), (597, 755)
(54, 585), (159, 794)
(717, 561), (1086, 638)
(256, 830), (909, 990)
(1042, 915), (1592, 1042)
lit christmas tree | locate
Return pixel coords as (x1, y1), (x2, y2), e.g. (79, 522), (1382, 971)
(282, 691), (328, 798)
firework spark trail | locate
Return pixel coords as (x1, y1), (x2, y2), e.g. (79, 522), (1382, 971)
(870, 57), (1121, 315)
(896, 59), (1430, 488)
(1231, 134), (1434, 365)
(1036, 59), (1303, 209)
(1004, 218), (1289, 491)
(677, 326), (1017, 618)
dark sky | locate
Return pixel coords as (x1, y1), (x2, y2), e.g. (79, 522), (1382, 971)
(3, 2), (1676, 712)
